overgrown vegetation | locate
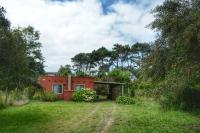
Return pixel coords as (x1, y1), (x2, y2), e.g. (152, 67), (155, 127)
(73, 88), (97, 102)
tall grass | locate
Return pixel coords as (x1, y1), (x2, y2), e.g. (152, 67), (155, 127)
(0, 88), (33, 108)
(0, 91), (5, 109)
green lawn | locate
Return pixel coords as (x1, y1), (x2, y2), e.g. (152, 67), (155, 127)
(0, 100), (199, 133)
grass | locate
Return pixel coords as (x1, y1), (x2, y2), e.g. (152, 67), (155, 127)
(0, 99), (199, 133)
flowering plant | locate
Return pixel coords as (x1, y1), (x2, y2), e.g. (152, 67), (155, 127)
(73, 88), (96, 102)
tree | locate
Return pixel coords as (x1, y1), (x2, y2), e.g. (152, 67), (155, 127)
(21, 26), (45, 77)
(72, 53), (89, 73)
(0, 7), (45, 104)
(0, 7), (10, 29)
(130, 43), (151, 69)
(92, 47), (111, 77)
(70, 43), (150, 77)
(143, 0), (200, 109)
(111, 44), (130, 68)
(58, 65), (72, 76)
(0, 27), (29, 103)
(109, 43), (150, 74)
(145, 0), (200, 80)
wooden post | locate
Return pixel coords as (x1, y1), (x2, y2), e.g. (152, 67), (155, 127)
(121, 85), (124, 96)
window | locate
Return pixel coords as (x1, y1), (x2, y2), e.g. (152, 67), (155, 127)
(75, 84), (85, 90)
(53, 84), (63, 94)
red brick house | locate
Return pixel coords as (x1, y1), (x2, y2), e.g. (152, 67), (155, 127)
(38, 75), (94, 100)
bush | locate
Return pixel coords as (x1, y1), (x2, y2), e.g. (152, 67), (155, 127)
(41, 91), (57, 102)
(83, 89), (97, 102)
(116, 96), (135, 105)
(73, 88), (96, 102)
(73, 89), (85, 102)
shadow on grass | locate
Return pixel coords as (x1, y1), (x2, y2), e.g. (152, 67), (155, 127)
(0, 107), (51, 132)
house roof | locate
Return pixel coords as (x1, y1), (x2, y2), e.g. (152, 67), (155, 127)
(45, 72), (58, 76)
(94, 81), (125, 85)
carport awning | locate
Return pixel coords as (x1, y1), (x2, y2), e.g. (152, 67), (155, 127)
(94, 81), (126, 96)
(94, 81), (125, 85)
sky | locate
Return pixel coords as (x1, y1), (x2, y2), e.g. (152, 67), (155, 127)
(0, 0), (164, 72)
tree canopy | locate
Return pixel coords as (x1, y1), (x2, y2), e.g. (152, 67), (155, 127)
(69, 43), (150, 77)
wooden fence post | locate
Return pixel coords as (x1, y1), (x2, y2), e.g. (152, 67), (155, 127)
(121, 85), (124, 96)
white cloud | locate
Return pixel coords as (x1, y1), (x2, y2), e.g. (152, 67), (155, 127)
(0, 0), (163, 71)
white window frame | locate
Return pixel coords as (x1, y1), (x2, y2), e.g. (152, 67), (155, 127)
(75, 84), (85, 90)
(52, 84), (63, 94)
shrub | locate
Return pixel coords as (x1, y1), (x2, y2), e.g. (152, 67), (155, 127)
(73, 89), (85, 102)
(41, 91), (57, 102)
(73, 88), (96, 102)
(83, 89), (97, 102)
(116, 96), (135, 105)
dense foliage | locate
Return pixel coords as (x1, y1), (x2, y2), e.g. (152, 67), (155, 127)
(141, 0), (200, 110)
(73, 88), (97, 102)
(116, 96), (135, 105)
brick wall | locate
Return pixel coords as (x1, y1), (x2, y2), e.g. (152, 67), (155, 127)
(38, 76), (94, 100)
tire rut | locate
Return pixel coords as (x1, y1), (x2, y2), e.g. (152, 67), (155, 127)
(93, 103), (116, 133)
